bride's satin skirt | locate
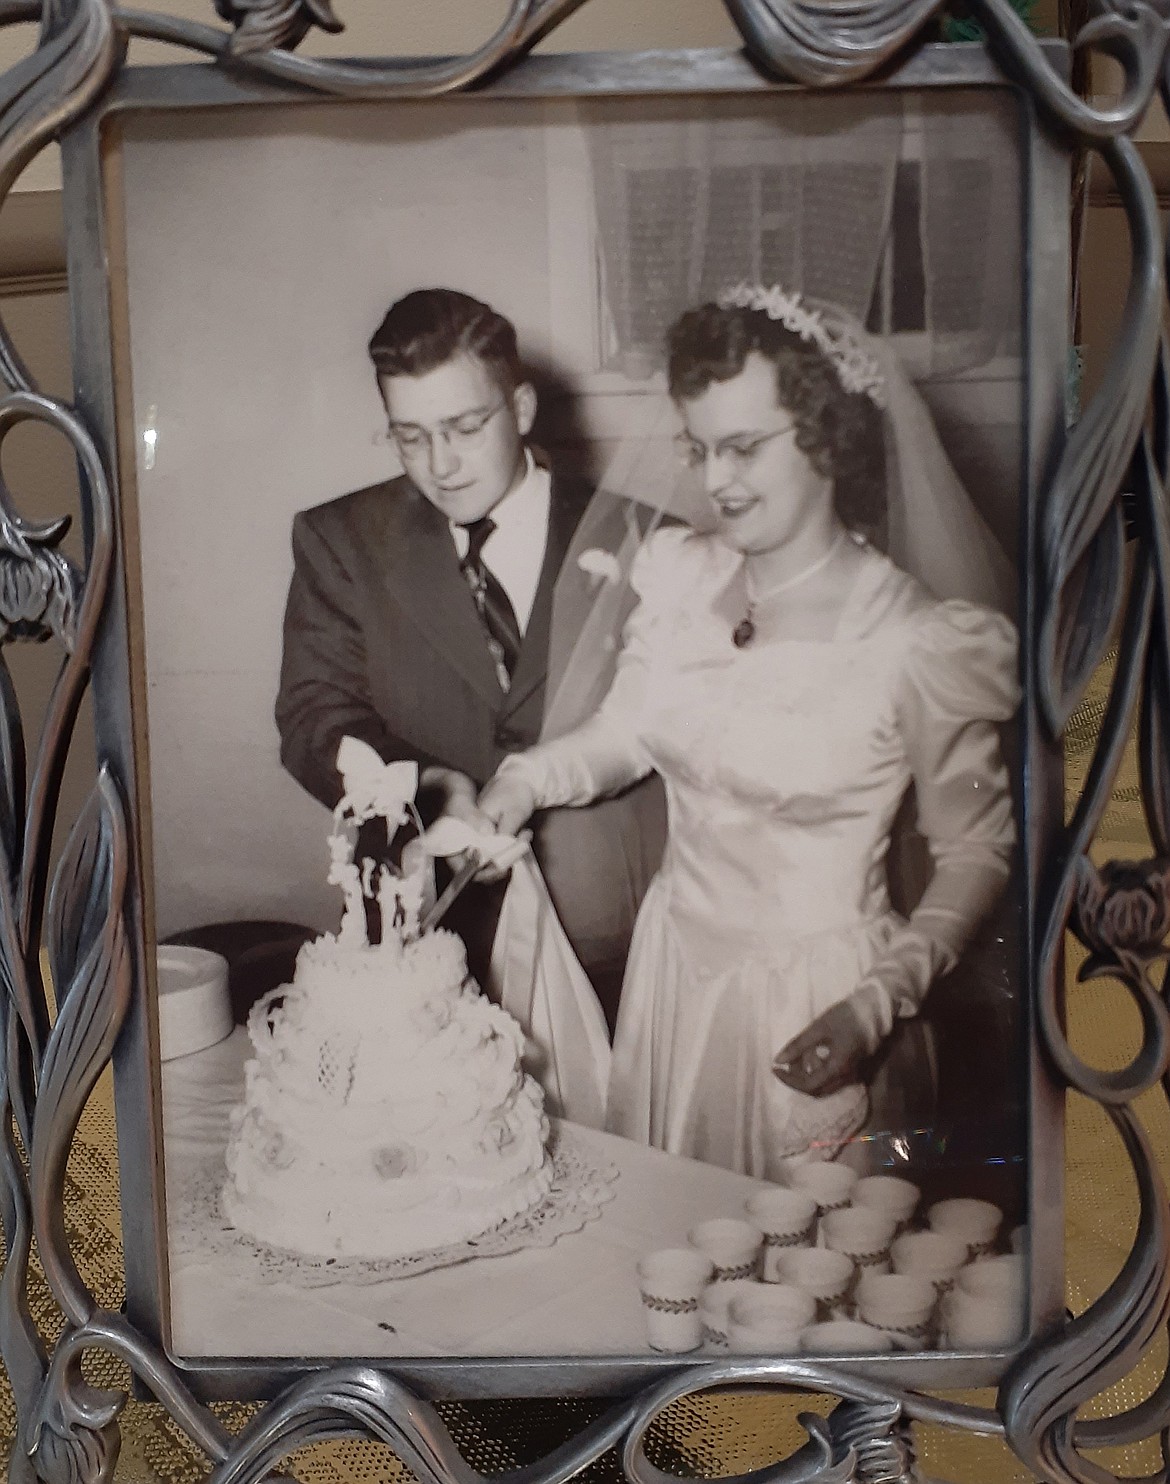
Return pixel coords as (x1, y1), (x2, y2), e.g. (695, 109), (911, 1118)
(606, 878), (901, 1180)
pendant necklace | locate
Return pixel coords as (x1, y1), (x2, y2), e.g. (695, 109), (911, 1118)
(732, 530), (846, 649)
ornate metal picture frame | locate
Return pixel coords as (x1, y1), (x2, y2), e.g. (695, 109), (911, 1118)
(0, 1), (1167, 1481)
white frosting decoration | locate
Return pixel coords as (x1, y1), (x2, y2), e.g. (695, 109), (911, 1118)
(220, 737), (554, 1259)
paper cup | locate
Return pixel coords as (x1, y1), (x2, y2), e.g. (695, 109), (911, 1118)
(772, 1246), (855, 1317)
(746, 1189), (819, 1279)
(927, 1198), (1003, 1258)
(156, 945), (233, 1061)
(699, 1278), (760, 1349)
(957, 1254), (1026, 1301)
(891, 1229), (970, 1295)
(852, 1175), (920, 1227)
(821, 1206), (897, 1273)
(942, 1258), (1026, 1349)
(726, 1284), (815, 1353)
(855, 1271), (937, 1350)
(637, 1248), (714, 1353)
(788, 1161), (858, 1217)
(801, 1319), (895, 1355)
(688, 1218), (764, 1282)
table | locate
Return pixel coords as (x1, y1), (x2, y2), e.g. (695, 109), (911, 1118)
(162, 1028), (776, 1359)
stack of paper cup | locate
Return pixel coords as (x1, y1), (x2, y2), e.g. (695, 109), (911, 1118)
(689, 1219), (764, 1282)
(788, 1162), (858, 1225)
(746, 1189), (818, 1280)
(941, 1255), (1026, 1349)
(855, 1272), (937, 1350)
(155, 945), (233, 1062)
(772, 1247), (855, 1319)
(699, 1278), (760, 1350)
(927, 1198), (1003, 1259)
(726, 1285), (816, 1353)
(821, 1207), (897, 1275)
(637, 1249), (714, 1353)
(801, 1319), (895, 1355)
(890, 1229), (970, 1297)
(852, 1175), (921, 1231)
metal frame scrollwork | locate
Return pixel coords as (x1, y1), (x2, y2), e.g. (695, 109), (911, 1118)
(0, 0), (1167, 1480)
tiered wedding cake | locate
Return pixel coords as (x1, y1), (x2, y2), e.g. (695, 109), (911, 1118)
(221, 743), (553, 1259)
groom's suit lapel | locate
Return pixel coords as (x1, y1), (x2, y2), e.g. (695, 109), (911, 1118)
(376, 471), (593, 721)
(502, 472), (593, 724)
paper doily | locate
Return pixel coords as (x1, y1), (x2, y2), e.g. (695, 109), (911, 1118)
(169, 1126), (619, 1287)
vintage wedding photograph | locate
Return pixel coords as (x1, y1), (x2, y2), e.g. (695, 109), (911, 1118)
(101, 74), (1040, 1371)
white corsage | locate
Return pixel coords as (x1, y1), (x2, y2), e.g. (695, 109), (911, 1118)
(577, 547), (622, 584)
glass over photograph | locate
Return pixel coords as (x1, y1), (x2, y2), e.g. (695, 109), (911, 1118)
(107, 83), (1032, 1364)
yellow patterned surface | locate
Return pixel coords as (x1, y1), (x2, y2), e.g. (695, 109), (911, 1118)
(1, 657), (1166, 1483)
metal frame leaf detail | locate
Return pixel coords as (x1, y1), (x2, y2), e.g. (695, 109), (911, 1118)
(0, 0), (1165, 1481)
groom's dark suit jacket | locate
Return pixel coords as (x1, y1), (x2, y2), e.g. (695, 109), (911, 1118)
(276, 468), (665, 1012)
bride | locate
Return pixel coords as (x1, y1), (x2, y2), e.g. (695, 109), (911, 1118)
(470, 285), (1019, 1181)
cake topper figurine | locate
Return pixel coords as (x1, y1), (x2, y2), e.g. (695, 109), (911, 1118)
(332, 737), (425, 944)
(331, 735), (528, 945)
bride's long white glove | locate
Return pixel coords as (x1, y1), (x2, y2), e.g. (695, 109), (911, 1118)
(773, 822), (1013, 1097)
(772, 857), (1006, 1099)
(773, 611), (1019, 1104)
(478, 770), (539, 838)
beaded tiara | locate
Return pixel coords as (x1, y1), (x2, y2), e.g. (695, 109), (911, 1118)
(716, 282), (886, 407)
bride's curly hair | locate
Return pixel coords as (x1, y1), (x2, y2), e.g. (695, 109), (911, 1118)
(666, 301), (886, 536)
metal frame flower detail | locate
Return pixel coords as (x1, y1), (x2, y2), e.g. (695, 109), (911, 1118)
(0, 1), (1167, 1481)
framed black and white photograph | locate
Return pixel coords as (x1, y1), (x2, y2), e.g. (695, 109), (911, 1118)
(7, 0), (1170, 1466)
(64, 58), (1068, 1395)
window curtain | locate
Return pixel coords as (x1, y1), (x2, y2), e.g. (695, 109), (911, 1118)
(585, 95), (905, 380)
(919, 95), (1022, 375)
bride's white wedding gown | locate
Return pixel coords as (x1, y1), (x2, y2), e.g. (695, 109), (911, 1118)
(500, 526), (1018, 1180)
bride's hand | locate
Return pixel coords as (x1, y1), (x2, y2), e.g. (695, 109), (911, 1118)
(471, 773), (538, 882)
(772, 1000), (870, 1097)
(477, 773), (538, 839)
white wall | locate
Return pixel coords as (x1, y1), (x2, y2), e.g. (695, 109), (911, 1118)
(121, 100), (578, 934)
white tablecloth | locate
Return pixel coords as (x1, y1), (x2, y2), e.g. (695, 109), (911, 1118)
(162, 1028), (776, 1358)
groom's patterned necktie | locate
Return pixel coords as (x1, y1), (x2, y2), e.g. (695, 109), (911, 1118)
(460, 516), (522, 691)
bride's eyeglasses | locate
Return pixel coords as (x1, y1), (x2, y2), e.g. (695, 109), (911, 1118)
(390, 401), (506, 459)
(674, 421), (798, 473)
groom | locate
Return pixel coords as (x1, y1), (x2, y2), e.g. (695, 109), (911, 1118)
(275, 287), (663, 1027)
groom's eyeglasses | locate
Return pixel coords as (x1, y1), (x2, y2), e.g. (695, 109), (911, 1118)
(390, 401), (507, 459)
(674, 421), (798, 472)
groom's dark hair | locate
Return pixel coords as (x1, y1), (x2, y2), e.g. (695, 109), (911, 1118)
(368, 288), (524, 397)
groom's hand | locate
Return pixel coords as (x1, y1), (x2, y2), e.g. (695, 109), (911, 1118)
(419, 765), (481, 822)
(772, 1000), (870, 1097)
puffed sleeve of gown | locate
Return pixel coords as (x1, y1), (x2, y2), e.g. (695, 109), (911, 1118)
(848, 600), (1021, 1054)
(488, 526), (691, 806)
